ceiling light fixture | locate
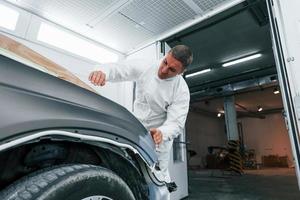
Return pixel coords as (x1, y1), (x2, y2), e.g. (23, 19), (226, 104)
(273, 88), (280, 94)
(37, 23), (119, 63)
(217, 113), (222, 118)
(257, 106), (263, 112)
(185, 68), (211, 78)
(0, 4), (19, 31)
(222, 53), (262, 67)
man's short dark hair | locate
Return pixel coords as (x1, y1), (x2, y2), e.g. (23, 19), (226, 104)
(169, 45), (193, 68)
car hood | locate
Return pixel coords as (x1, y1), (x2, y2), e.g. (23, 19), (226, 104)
(0, 55), (157, 166)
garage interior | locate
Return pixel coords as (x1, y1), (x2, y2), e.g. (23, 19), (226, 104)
(164, 0), (300, 199)
(1, 0), (300, 199)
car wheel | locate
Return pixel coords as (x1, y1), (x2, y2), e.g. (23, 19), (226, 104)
(0, 164), (136, 200)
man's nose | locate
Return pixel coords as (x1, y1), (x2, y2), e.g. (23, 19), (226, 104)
(162, 66), (168, 73)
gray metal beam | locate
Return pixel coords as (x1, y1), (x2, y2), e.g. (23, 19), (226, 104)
(224, 96), (239, 140)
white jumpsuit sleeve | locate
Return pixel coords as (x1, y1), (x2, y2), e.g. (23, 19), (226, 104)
(158, 80), (190, 141)
(98, 60), (151, 82)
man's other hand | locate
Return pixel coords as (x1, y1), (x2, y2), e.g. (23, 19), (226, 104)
(150, 128), (163, 144)
(89, 70), (106, 86)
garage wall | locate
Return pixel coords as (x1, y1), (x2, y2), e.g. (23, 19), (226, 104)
(186, 111), (293, 168)
(126, 43), (160, 61)
(240, 113), (293, 165)
(186, 111), (226, 168)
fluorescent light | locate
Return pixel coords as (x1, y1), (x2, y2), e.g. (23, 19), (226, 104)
(273, 88), (280, 94)
(274, 90), (280, 94)
(185, 68), (211, 78)
(222, 53), (262, 67)
(37, 23), (119, 63)
(257, 106), (263, 112)
(0, 4), (19, 31)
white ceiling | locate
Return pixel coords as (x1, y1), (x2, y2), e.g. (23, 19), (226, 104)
(5, 0), (235, 54)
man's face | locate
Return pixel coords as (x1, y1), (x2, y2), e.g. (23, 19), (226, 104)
(158, 53), (184, 79)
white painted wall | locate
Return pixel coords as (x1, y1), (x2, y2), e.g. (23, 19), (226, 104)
(240, 113), (293, 165)
(186, 111), (227, 168)
(126, 43), (160, 61)
(186, 111), (293, 168)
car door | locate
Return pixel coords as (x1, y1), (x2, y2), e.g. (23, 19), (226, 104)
(267, 0), (300, 189)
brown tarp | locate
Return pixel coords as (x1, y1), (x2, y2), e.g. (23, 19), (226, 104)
(0, 33), (96, 93)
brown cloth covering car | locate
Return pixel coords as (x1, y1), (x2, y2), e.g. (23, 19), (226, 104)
(0, 33), (96, 93)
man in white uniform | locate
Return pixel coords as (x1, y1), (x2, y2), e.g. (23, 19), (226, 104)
(89, 45), (192, 189)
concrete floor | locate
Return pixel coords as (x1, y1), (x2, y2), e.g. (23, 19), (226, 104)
(185, 168), (300, 200)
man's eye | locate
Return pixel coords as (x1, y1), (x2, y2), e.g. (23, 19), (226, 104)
(170, 68), (176, 73)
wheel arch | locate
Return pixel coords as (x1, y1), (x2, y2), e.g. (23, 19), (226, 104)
(0, 133), (150, 200)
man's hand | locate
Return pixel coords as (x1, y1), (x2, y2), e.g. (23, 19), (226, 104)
(89, 70), (106, 86)
(150, 128), (163, 144)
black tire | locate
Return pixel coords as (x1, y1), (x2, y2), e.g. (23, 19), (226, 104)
(0, 164), (136, 200)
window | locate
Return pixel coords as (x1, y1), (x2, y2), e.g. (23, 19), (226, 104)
(0, 4), (19, 31)
(37, 23), (119, 63)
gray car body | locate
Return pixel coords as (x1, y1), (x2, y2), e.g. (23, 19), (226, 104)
(0, 54), (157, 166)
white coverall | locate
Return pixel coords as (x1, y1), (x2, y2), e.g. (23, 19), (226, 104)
(100, 59), (190, 183)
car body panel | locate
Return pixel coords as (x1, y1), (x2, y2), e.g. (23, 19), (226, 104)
(0, 55), (157, 166)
